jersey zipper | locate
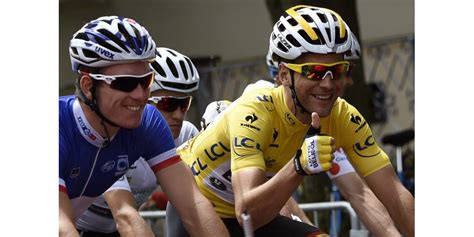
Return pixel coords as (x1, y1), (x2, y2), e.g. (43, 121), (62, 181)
(79, 147), (102, 196)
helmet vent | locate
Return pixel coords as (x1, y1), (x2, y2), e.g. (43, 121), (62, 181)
(299, 29), (322, 45)
(185, 57), (195, 78)
(130, 25), (143, 50)
(335, 26), (347, 44)
(286, 34), (301, 47)
(150, 61), (167, 78)
(117, 23), (134, 50)
(302, 14), (313, 23)
(94, 34), (121, 53)
(287, 18), (298, 26)
(166, 58), (179, 78)
(75, 32), (89, 41)
(277, 42), (288, 53)
(161, 81), (198, 91)
(278, 23), (286, 32)
(97, 29), (128, 53)
(83, 49), (100, 59)
(317, 13), (328, 23)
(167, 49), (177, 57)
(179, 60), (189, 79)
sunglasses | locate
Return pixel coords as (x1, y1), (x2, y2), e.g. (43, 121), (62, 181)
(85, 71), (155, 92)
(284, 61), (353, 81)
(148, 96), (192, 113)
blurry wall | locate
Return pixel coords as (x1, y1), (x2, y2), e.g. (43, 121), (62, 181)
(59, 0), (413, 90)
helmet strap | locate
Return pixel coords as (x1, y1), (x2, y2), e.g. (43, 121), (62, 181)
(80, 79), (120, 133)
(289, 70), (310, 115)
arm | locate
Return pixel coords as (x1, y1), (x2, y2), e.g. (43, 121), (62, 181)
(156, 161), (229, 237)
(279, 196), (312, 225)
(104, 189), (154, 237)
(364, 165), (414, 237)
(233, 160), (304, 228)
(333, 172), (401, 237)
(59, 192), (79, 237)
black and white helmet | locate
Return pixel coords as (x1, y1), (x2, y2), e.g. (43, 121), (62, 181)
(269, 5), (358, 61)
(150, 47), (200, 93)
(69, 16), (156, 72)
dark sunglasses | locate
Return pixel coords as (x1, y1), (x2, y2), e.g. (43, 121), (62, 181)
(85, 71), (155, 92)
(148, 96), (192, 113)
(284, 61), (353, 81)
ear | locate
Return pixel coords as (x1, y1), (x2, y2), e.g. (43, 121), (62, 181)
(79, 75), (94, 100)
(278, 64), (291, 87)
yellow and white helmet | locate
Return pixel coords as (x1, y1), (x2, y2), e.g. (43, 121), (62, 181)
(269, 5), (359, 61)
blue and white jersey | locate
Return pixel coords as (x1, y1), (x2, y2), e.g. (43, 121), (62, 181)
(76, 120), (199, 233)
(59, 96), (180, 219)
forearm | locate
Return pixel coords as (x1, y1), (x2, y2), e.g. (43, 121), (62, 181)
(235, 160), (304, 228)
(341, 185), (400, 236)
(279, 197), (312, 225)
(59, 192), (79, 237)
(59, 217), (79, 237)
(334, 173), (400, 236)
(115, 210), (154, 237)
(180, 194), (229, 237)
(382, 187), (414, 237)
(365, 166), (414, 237)
(159, 162), (229, 237)
(105, 189), (154, 237)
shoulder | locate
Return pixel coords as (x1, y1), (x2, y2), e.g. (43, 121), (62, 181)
(235, 87), (277, 113)
(59, 96), (77, 140)
(59, 96), (75, 119)
(329, 98), (366, 128)
(139, 104), (168, 131)
(175, 121), (199, 146)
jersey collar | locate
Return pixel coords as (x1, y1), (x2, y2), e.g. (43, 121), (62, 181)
(73, 99), (110, 147)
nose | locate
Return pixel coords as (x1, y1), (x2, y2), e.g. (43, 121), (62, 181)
(129, 83), (148, 101)
(171, 107), (186, 121)
(319, 71), (335, 89)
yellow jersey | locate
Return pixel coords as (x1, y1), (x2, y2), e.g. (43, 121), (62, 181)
(177, 86), (389, 217)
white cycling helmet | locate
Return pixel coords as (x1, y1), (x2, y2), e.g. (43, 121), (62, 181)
(150, 47), (200, 93)
(269, 5), (357, 61)
(200, 100), (232, 130)
(69, 16), (156, 72)
(345, 34), (361, 60)
(266, 48), (279, 79)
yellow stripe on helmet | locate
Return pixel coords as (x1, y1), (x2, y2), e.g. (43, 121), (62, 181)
(286, 5), (318, 41)
(285, 5), (346, 40)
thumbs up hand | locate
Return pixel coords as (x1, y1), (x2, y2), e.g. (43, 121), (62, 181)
(294, 112), (336, 175)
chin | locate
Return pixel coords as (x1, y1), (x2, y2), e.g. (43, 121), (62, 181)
(310, 106), (332, 118)
(120, 120), (142, 129)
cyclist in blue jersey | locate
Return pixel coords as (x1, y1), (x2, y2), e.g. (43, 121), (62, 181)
(59, 16), (228, 237)
(75, 47), (202, 237)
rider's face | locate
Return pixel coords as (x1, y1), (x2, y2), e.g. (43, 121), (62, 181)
(95, 61), (151, 129)
(149, 90), (190, 139)
(292, 53), (345, 117)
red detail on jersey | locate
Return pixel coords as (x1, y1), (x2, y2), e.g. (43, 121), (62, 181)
(329, 163), (341, 175)
(59, 185), (68, 194)
(151, 155), (181, 172)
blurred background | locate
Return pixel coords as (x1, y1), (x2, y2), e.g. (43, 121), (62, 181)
(59, 0), (414, 235)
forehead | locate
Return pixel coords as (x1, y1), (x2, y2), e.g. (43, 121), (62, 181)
(150, 90), (188, 97)
(295, 53), (344, 64)
(100, 61), (150, 75)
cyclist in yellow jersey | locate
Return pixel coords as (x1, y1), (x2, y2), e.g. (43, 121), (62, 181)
(179, 5), (413, 237)
(245, 47), (401, 236)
